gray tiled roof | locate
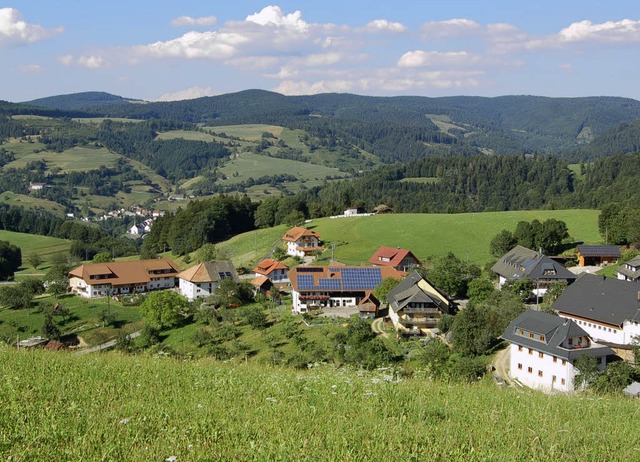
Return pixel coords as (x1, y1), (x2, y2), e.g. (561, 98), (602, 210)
(491, 245), (576, 283)
(502, 309), (613, 361)
(552, 274), (640, 326)
(576, 245), (621, 258)
(387, 271), (454, 315)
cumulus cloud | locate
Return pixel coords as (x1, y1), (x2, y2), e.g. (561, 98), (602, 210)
(171, 15), (217, 27)
(363, 19), (406, 33)
(245, 5), (308, 32)
(156, 86), (217, 101)
(398, 50), (476, 68)
(135, 31), (248, 59)
(421, 18), (481, 38)
(559, 19), (640, 43)
(0, 7), (62, 47)
(78, 55), (104, 68)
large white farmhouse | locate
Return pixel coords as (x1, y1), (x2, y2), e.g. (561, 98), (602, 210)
(282, 226), (323, 258)
(177, 261), (239, 301)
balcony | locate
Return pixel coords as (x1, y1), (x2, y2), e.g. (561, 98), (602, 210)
(399, 317), (437, 327)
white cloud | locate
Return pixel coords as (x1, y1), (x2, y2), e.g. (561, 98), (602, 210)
(16, 64), (41, 73)
(363, 19), (406, 33)
(245, 5), (308, 32)
(398, 50), (475, 68)
(421, 18), (481, 38)
(57, 54), (73, 66)
(156, 86), (217, 101)
(135, 31), (248, 59)
(0, 7), (62, 47)
(274, 79), (355, 95)
(171, 15), (217, 27)
(78, 55), (104, 68)
(559, 19), (640, 43)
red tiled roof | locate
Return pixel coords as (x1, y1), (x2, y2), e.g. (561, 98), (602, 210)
(368, 246), (420, 268)
(253, 258), (289, 276)
(68, 259), (180, 286)
(289, 265), (402, 292)
(282, 226), (320, 242)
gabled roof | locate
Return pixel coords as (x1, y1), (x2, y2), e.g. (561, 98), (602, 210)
(289, 265), (401, 292)
(282, 226), (320, 242)
(253, 258), (288, 275)
(68, 259), (180, 286)
(502, 309), (613, 361)
(552, 274), (640, 326)
(491, 245), (576, 282)
(359, 292), (380, 313)
(178, 261), (239, 283)
(386, 271), (455, 315)
(251, 275), (273, 289)
(576, 245), (621, 258)
(368, 246), (420, 268)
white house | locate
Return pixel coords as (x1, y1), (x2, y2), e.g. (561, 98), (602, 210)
(68, 259), (180, 299)
(177, 261), (239, 301)
(553, 274), (640, 345)
(128, 223), (146, 235)
(617, 256), (640, 282)
(502, 310), (612, 392)
(289, 265), (401, 315)
(282, 226), (323, 258)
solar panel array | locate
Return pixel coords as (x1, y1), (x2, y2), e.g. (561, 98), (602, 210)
(296, 267), (383, 291)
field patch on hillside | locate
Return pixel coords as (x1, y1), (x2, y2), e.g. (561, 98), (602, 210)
(0, 230), (71, 268)
(6, 145), (120, 172)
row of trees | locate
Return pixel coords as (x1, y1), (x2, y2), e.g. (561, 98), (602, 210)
(490, 219), (570, 257)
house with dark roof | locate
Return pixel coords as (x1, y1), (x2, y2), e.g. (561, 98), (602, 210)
(177, 261), (239, 301)
(283, 226), (323, 258)
(289, 265), (401, 314)
(491, 245), (576, 292)
(253, 258), (289, 283)
(502, 310), (612, 392)
(576, 245), (621, 266)
(386, 271), (455, 334)
(368, 246), (421, 272)
(617, 256), (640, 282)
(68, 259), (180, 298)
(552, 274), (640, 345)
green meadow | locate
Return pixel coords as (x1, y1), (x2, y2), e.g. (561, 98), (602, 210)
(2, 349), (639, 461)
(0, 192), (66, 215)
(0, 230), (71, 270)
(5, 145), (120, 172)
(221, 210), (601, 268)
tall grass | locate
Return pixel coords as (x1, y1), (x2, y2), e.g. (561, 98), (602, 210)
(1, 349), (639, 460)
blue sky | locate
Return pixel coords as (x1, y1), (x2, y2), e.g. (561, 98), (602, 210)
(2, 1), (640, 102)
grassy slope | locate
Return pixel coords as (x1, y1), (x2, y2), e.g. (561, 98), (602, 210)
(0, 191), (66, 215)
(2, 349), (639, 460)
(221, 210), (600, 268)
(0, 230), (71, 270)
(6, 144), (120, 171)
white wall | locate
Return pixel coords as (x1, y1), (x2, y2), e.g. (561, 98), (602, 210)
(559, 314), (625, 344)
(509, 343), (573, 392)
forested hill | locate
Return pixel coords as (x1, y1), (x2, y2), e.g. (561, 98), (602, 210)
(19, 90), (640, 159)
(23, 91), (142, 111)
(566, 118), (640, 161)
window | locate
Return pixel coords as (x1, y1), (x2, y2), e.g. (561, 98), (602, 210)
(561, 378), (566, 385)
(529, 332), (534, 339)
(538, 370), (543, 377)
(553, 356), (557, 363)
(552, 375), (557, 383)
(517, 363), (522, 370)
(562, 360), (566, 366)
(539, 335), (544, 341)
(538, 352), (544, 359)
(518, 345), (523, 352)
(519, 328), (524, 335)
(528, 348), (533, 355)
(528, 367), (533, 373)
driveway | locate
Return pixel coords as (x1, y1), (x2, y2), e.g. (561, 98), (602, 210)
(75, 331), (141, 355)
(492, 347), (513, 386)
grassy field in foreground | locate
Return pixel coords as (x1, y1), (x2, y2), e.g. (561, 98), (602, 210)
(1, 349), (639, 460)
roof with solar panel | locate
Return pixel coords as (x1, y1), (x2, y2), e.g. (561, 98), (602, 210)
(290, 265), (402, 292)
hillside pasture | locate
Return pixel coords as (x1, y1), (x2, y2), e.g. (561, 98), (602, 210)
(2, 349), (640, 460)
(5, 145), (120, 172)
(0, 191), (66, 215)
(206, 124), (284, 140)
(155, 130), (216, 142)
(0, 230), (71, 269)
(221, 210), (601, 268)
(73, 117), (145, 124)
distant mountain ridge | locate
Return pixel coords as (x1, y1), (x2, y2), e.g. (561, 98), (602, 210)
(14, 89), (640, 158)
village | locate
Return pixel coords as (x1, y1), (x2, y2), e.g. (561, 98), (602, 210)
(31, 211), (638, 396)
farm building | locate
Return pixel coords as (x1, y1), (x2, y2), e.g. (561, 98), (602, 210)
(553, 274), (640, 345)
(368, 246), (421, 272)
(289, 265), (401, 314)
(502, 310), (612, 392)
(283, 226), (323, 258)
(386, 271), (455, 334)
(253, 258), (289, 283)
(69, 259), (179, 299)
(617, 256), (640, 282)
(575, 245), (620, 266)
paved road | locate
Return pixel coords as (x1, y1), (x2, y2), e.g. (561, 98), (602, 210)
(75, 331), (141, 355)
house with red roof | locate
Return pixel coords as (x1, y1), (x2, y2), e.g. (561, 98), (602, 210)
(368, 246), (421, 272)
(177, 261), (239, 301)
(253, 258), (289, 283)
(68, 259), (180, 299)
(283, 226), (323, 258)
